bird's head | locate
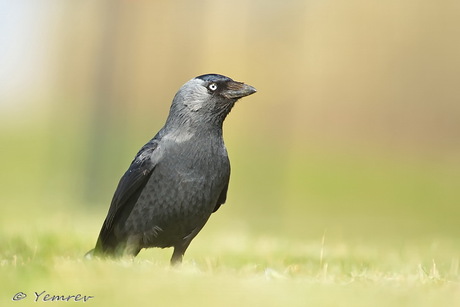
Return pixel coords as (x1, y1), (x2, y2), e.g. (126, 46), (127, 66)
(167, 74), (256, 128)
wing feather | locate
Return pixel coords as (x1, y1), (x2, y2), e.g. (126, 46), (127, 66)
(96, 139), (159, 251)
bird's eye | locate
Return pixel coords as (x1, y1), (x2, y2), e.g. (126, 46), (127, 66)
(208, 83), (218, 91)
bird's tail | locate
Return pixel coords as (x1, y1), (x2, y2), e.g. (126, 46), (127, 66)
(84, 249), (95, 260)
(84, 235), (113, 259)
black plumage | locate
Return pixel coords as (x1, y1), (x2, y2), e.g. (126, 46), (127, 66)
(88, 74), (256, 264)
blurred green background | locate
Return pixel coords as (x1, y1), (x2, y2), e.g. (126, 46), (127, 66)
(1, 0), (459, 261)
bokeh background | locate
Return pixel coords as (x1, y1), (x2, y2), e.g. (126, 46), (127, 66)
(1, 0), (459, 257)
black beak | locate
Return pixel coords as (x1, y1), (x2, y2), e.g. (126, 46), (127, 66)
(222, 81), (257, 99)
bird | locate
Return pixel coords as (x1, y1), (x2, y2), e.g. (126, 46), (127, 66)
(87, 74), (256, 264)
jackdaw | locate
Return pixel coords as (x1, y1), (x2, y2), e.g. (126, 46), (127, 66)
(87, 74), (256, 264)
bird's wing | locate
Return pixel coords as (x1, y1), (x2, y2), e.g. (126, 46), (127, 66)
(102, 139), (160, 233)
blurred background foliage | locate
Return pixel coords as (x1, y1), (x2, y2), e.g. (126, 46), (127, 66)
(0, 0), (459, 246)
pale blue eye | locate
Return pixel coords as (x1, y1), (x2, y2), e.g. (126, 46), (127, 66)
(208, 83), (218, 91)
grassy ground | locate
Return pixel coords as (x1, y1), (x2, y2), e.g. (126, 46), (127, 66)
(1, 206), (460, 307)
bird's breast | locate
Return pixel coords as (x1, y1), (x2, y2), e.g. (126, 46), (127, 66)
(155, 136), (230, 194)
(124, 135), (230, 242)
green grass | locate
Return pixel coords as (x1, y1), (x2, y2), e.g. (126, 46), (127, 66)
(1, 207), (460, 307)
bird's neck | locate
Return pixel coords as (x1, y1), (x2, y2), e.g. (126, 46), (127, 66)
(162, 118), (224, 144)
(165, 111), (226, 135)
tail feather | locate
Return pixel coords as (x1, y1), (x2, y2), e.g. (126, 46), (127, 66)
(84, 249), (95, 260)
